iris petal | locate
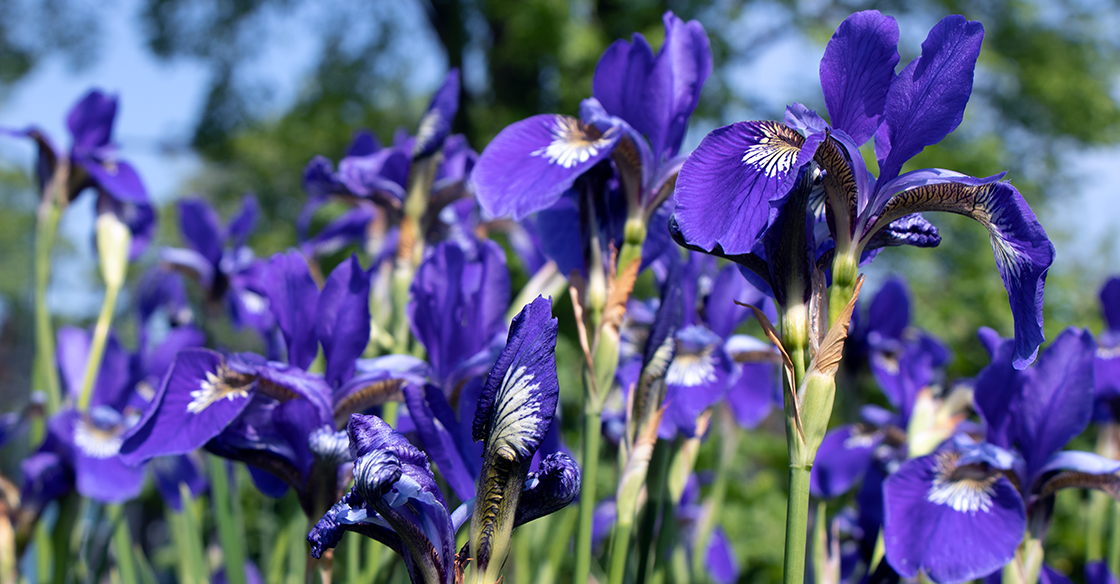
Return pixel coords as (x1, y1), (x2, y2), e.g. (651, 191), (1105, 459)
(868, 174), (1054, 369)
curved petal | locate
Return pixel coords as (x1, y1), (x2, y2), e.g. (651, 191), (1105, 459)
(83, 159), (148, 204)
(403, 383), (477, 501)
(473, 114), (621, 220)
(671, 120), (813, 255)
(868, 173), (1053, 369)
(513, 451), (580, 527)
(874, 16), (984, 184)
(820, 10), (899, 146)
(228, 194), (259, 248)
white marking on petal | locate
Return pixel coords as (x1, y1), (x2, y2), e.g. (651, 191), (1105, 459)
(531, 116), (612, 169)
(415, 111), (441, 152)
(666, 343), (717, 387)
(240, 291), (268, 315)
(74, 417), (124, 459)
(843, 432), (877, 449)
(490, 365), (544, 460)
(926, 452), (998, 514)
(187, 366), (252, 414)
(740, 123), (802, 177)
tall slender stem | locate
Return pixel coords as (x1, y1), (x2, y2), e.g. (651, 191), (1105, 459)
(607, 520), (633, 584)
(785, 466), (812, 584)
(34, 198), (63, 414)
(209, 456), (247, 584)
(573, 401), (602, 584)
(108, 504), (138, 584)
(77, 281), (121, 410)
(1110, 500), (1120, 577)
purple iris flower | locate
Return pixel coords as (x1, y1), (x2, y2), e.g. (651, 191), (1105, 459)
(3, 89), (155, 258)
(299, 70), (475, 261)
(671, 11), (1054, 369)
(162, 195), (274, 336)
(21, 324), (206, 518)
(610, 252), (781, 439)
(472, 12), (710, 275)
(307, 298), (579, 584)
(882, 327), (1113, 583)
(120, 252), (382, 514)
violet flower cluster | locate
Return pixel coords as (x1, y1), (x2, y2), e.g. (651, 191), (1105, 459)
(3, 8), (1116, 584)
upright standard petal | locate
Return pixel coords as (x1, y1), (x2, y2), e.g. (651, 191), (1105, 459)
(178, 198), (225, 268)
(874, 16), (984, 184)
(1015, 328), (1096, 478)
(473, 114), (620, 220)
(819, 11), (900, 145)
(67, 90), (117, 154)
(262, 251), (321, 370)
(593, 11), (712, 161)
(867, 174), (1053, 369)
(470, 296), (560, 583)
(671, 120), (814, 255)
(316, 255), (371, 387)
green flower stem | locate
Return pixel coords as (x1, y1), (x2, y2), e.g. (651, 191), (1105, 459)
(209, 456), (247, 584)
(77, 281), (122, 410)
(573, 400), (603, 584)
(108, 504), (138, 584)
(1110, 500), (1120, 577)
(51, 493), (80, 584)
(34, 198), (63, 415)
(538, 508), (577, 584)
(691, 411), (737, 582)
(829, 252), (860, 326)
(635, 442), (671, 584)
(607, 519), (633, 584)
(785, 466), (812, 584)
(1088, 489), (1110, 560)
(345, 532), (360, 584)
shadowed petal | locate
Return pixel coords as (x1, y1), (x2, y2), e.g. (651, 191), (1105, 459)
(513, 451), (580, 526)
(820, 10), (900, 145)
(473, 114), (620, 220)
(810, 425), (881, 499)
(1087, 561), (1119, 584)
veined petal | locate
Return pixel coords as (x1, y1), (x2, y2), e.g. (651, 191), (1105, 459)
(874, 16), (984, 184)
(862, 212), (941, 253)
(120, 349), (255, 463)
(408, 239), (510, 385)
(473, 114), (620, 220)
(671, 120), (813, 255)
(347, 414), (429, 468)
(414, 68), (460, 159)
(883, 450), (1026, 584)
(867, 173), (1053, 369)
(820, 10), (899, 146)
